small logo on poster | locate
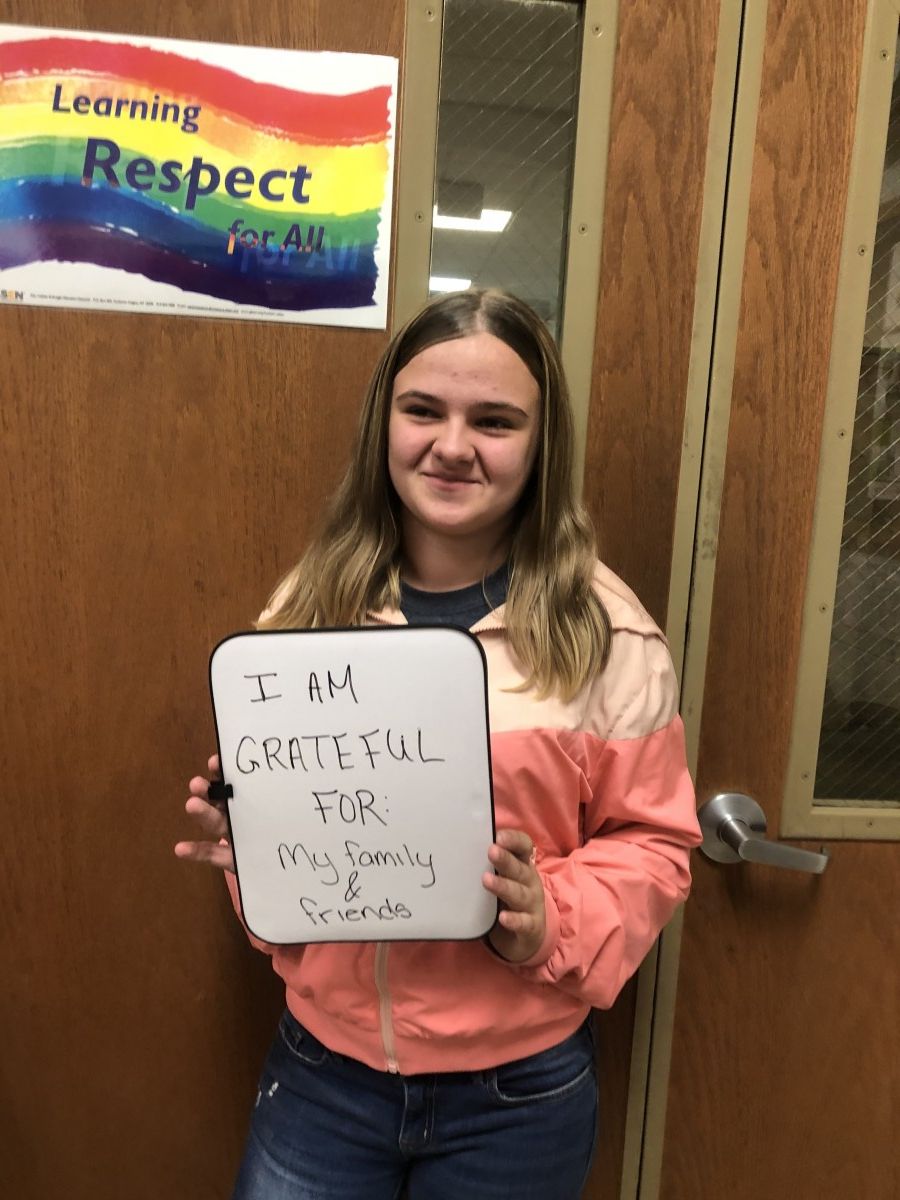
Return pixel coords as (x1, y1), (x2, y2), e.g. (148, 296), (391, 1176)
(1, 289), (25, 301)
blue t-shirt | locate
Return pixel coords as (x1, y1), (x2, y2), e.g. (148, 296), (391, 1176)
(399, 562), (509, 628)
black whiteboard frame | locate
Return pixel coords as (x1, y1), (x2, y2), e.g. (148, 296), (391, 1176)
(208, 625), (498, 945)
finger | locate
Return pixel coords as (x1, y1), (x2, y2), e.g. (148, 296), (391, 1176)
(495, 829), (534, 864)
(483, 870), (535, 913)
(188, 774), (212, 800)
(185, 796), (228, 838)
(173, 840), (234, 872)
(488, 844), (535, 884)
(208, 754), (221, 779)
(185, 796), (228, 840)
(497, 908), (540, 934)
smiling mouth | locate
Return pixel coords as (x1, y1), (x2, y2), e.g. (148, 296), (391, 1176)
(423, 473), (478, 486)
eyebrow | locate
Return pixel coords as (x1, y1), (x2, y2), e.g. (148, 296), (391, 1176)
(393, 390), (531, 419)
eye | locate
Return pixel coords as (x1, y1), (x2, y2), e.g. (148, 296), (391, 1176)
(476, 415), (515, 431)
(403, 403), (439, 419)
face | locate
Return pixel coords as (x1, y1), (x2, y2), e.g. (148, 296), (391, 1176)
(388, 330), (541, 553)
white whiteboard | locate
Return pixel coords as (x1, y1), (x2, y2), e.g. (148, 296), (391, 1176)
(209, 627), (497, 944)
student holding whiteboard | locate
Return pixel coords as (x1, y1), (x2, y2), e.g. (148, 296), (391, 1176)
(176, 289), (701, 1199)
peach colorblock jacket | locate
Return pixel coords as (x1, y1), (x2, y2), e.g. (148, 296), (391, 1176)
(226, 562), (702, 1075)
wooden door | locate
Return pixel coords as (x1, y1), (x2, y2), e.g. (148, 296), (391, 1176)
(579, 1), (724, 1196)
(2, 2), (807, 1197)
(657, 1), (900, 1197)
(1, 3), (402, 1198)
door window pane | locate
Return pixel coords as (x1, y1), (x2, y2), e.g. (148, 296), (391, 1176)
(815, 33), (900, 805)
(429, 0), (583, 335)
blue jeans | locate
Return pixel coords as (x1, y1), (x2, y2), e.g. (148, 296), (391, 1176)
(232, 1009), (598, 1199)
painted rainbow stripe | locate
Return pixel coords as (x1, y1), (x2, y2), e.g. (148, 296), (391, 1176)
(0, 34), (393, 313)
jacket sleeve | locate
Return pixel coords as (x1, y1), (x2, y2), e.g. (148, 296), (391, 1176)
(507, 632), (702, 1009)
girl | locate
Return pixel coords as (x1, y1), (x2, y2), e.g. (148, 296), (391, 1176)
(176, 288), (701, 1199)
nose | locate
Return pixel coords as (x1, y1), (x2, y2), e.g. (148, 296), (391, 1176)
(432, 418), (475, 465)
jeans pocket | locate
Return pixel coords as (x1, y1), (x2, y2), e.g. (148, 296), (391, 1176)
(486, 1023), (596, 1105)
(277, 1010), (332, 1067)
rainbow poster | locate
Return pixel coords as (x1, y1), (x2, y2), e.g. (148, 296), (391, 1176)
(0, 26), (397, 327)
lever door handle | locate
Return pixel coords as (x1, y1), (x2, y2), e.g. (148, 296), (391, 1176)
(698, 793), (829, 874)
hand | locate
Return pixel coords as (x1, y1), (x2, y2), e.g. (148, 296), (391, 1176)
(482, 829), (546, 963)
(174, 754), (235, 873)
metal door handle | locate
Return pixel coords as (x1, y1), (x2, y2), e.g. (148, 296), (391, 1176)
(698, 793), (829, 874)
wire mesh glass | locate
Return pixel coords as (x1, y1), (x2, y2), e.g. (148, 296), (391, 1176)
(815, 32), (900, 805)
(428, 0), (583, 336)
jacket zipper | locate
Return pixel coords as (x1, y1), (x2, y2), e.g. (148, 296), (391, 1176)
(374, 944), (400, 1073)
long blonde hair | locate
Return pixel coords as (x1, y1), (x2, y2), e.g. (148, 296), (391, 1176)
(260, 288), (611, 699)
